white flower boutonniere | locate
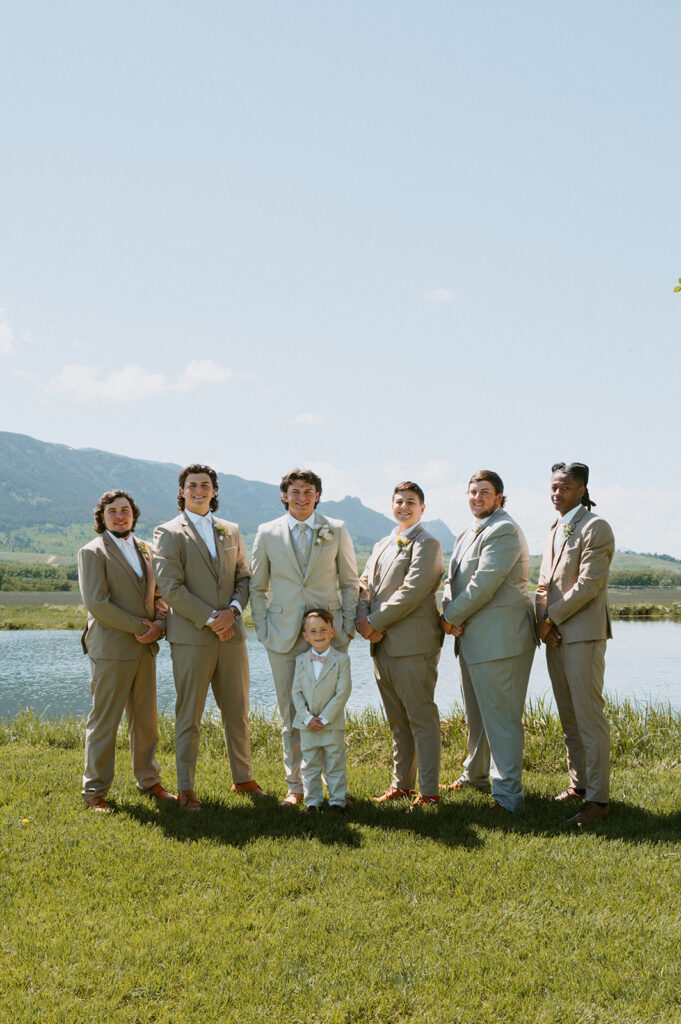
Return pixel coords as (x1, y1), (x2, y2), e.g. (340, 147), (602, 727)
(562, 524), (574, 540)
(136, 540), (151, 558)
(315, 524), (335, 545)
(396, 535), (412, 550)
(216, 526), (231, 541)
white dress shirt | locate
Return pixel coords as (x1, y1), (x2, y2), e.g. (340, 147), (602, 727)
(553, 504), (582, 557)
(107, 531), (143, 577)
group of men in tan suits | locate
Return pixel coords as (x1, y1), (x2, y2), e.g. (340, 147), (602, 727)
(78, 461), (614, 826)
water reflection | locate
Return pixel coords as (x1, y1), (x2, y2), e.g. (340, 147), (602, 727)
(1, 621), (680, 721)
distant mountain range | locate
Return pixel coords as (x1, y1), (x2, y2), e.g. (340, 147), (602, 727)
(0, 431), (456, 557)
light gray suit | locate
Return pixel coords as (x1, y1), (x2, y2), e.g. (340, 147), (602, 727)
(250, 513), (359, 793)
(535, 505), (615, 802)
(442, 509), (537, 810)
(292, 646), (352, 807)
(153, 513), (252, 791)
(78, 532), (167, 800)
(357, 524), (444, 796)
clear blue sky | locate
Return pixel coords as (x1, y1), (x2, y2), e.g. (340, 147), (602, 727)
(1, 2), (679, 554)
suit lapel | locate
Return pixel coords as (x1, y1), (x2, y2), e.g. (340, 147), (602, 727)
(549, 506), (587, 581)
(303, 515), (325, 580)
(316, 646), (337, 682)
(103, 533), (143, 586)
(279, 516), (304, 578)
(181, 513), (219, 580)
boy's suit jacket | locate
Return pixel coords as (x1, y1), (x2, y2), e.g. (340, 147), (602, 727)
(535, 506), (614, 643)
(152, 513), (250, 646)
(250, 513), (359, 653)
(78, 533), (167, 660)
(291, 646), (352, 731)
(442, 509), (537, 665)
(357, 524), (444, 657)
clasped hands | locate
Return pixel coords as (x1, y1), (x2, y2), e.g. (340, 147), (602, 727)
(440, 615), (465, 638)
(208, 607), (237, 642)
(356, 616), (385, 643)
(135, 620), (163, 644)
(537, 618), (562, 648)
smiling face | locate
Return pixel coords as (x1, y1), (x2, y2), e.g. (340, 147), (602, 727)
(391, 490), (425, 533)
(102, 498), (135, 538)
(181, 473), (217, 517)
(302, 613), (335, 653)
(467, 480), (503, 520)
(551, 471), (585, 517)
(285, 481), (320, 522)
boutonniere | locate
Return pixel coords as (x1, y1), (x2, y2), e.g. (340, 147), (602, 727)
(314, 524), (334, 545)
(216, 525), (231, 541)
(136, 540), (151, 558)
(396, 535), (412, 550)
(562, 524), (574, 540)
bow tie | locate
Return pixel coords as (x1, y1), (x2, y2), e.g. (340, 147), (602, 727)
(309, 651), (327, 663)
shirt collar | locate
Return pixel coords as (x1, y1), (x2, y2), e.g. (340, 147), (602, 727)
(558, 505), (582, 527)
(186, 508), (213, 528)
(288, 511), (316, 531)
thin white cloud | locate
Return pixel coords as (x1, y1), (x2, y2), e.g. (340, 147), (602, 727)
(0, 311), (16, 356)
(176, 359), (235, 391)
(425, 288), (454, 303)
(291, 412), (327, 426)
(46, 360), (238, 403)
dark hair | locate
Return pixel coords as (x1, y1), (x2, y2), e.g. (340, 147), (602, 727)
(551, 462), (596, 510)
(468, 470), (507, 508)
(302, 608), (335, 628)
(177, 464), (219, 512)
(93, 490), (141, 535)
(392, 481), (425, 504)
(279, 468), (322, 509)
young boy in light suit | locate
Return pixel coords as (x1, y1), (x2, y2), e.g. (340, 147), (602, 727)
(291, 609), (352, 814)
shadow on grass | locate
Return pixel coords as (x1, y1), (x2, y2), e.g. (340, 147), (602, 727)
(442, 790), (681, 843)
(119, 793), (484, 850)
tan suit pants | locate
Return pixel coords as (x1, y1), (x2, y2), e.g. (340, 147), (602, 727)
(171, 640), (252, 791)
(82, 648), (161, 799)
(300, 728), (347, 807)
(546, 639), (609, 802)
(372, 647), (441, 796)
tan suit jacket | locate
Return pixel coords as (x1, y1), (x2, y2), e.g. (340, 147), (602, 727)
(152, 513), (250, 646)
(535, 506), (614, 643)
(78, 533), (167, 660)
(442, 509), (537, 664)
(357, 524), (444, 657)
(250, 514), (359, 654)
(291, 647), (352, 731)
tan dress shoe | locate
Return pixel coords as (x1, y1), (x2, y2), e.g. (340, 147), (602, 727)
(555, 787), (586, 802)
(145, 783), (177, 802)
(85, 795), (113, 813)
(231, 781), (265, 795)
(280, 792), (303, 807)
(407, 794), (439, 812)
(178, 789), (201, 812)
(567, 801), (610, 825)
(373, 786), (414, 803)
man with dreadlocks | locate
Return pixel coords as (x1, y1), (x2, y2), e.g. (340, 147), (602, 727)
(535, 463), (615, 826)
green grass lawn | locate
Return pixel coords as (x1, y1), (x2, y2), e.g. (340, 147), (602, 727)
(2, 708), (680, 1023)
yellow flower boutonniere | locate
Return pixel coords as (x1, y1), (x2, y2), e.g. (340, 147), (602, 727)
(562, 524), (574, 540)
(396, 535), (412, 550)
(136, 540), (151, 558)
(216, 526), (231, 541)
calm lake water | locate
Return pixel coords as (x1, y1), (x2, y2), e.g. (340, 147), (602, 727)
(1, 621), (680, 720)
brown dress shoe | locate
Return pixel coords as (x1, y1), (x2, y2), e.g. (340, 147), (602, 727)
(280, 792), (303, 807)
(85, 795), (113, 813)
(567, 801), (610, 825)
(178, 789), (201, 812)
(490, 801), (510, 814)
(555, 787), (586, 802)
(373, 786), (414, 803)
(145, 783), (177, 802)
(407, 794), (439, 812)
(329, 804), (346, 815)
(231, 780), (265, 795)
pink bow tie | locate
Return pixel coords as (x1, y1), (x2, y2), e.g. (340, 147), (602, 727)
(309, 651), (327, 663)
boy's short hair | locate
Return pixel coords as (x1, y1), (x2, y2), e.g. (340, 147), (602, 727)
(302, 608), (334, 628)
